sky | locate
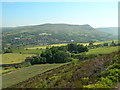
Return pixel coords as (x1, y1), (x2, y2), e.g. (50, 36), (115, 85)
(1, 1), (118, 28)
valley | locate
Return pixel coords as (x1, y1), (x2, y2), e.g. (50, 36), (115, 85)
(1, 42), (120, 88)
(2, 24), (117, 49)
(1, 24), (119, 89)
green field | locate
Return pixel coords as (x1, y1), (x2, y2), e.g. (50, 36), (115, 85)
(2, 63), (65, 88)
(86, 46), (119, 55)
(1, 53), (35, 64)
(11, 47), (43, 54)
(2, 46), (119, 65)
(2, 46), (119, 88)
(73, 46), (119, 58)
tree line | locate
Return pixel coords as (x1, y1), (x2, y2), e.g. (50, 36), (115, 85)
(25, 43), (88, 65)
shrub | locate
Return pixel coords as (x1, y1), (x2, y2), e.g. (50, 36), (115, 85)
(81, 77), (89, 85)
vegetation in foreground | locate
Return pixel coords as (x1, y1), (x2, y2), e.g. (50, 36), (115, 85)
(2, 41), (119, 75)
(2, 41), (120, 89)
(84, 54), (120, 88)
(8, 51), (119, 88)
(2, 64), (65, 88)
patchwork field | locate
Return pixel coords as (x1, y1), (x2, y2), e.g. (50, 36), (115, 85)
(1, 53), (35, 64)
(1, 40), (119, 89)
(25, 40), (118, 50)
(2, 46), (119, 65)
(2, 63), (65, 88)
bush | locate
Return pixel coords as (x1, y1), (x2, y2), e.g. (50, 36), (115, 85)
(4, 49), (12, 53)
(113, 55), (120, 63)
(87, 54), (98, 58)
(84, 53), (120, 88)
(81, 77), (89, 85)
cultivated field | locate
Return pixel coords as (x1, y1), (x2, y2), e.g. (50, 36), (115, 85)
(25, 40), (118, 50)
(25, 43), (68, 50)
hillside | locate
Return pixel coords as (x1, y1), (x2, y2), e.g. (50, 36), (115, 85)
(2, 24), (116, 48)
(96, 27), (118, 36)
(7, 51), (119, 88)
(2, 45), (120, 88)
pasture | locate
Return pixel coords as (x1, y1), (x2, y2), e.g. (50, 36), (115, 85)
(2, 63), (65, 88)
(11, 47), (43, 54)
(85, 46), (119, 55)
(2, 53), (35, 64)
(2, 44), (119, 88)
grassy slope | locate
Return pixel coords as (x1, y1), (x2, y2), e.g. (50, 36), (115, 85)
(3, 24), (115, 47)
(1, 53), (35, 64)
(74, 46), (119, 57)
(3, 46), (119, 88)
(2, 42), (119, 88)
(8, 51), (119, 88)
(2, 41), (119, 65)
(86, 46), (119, 55)
(2, 63), (65, 88)
(3, 46), (118, 65)
(11, 47), (43, 54)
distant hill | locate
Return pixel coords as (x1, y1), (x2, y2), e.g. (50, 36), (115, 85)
(96, 27), (118, 36)
(2, 24), (117, 47)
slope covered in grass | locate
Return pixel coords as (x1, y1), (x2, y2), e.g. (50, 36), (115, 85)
(86, 46), (119, 55)
(2, 63), (65, 88)
(8, 51), (119, 88)
(2, 53), (35, 64)
(2, 24), (116, 48)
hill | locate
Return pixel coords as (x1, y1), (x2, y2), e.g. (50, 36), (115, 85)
(2, 24), (116, 48)
(7, 51), (119, 88)
(96, 27), (118, 36)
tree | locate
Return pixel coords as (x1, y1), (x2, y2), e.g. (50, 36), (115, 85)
(39, 57), (46, 64)
(67, 43), (77, 53)
(103, 43), (109, 46)
(77, 44), (88, 53)
(110, 41), (116, 46)
(45, 49), (53, 63)
(88, 42), (94, 48)
(26, 43), (88, 65)
(53, 50), (69, 63)
(67, 43), (88, 54)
